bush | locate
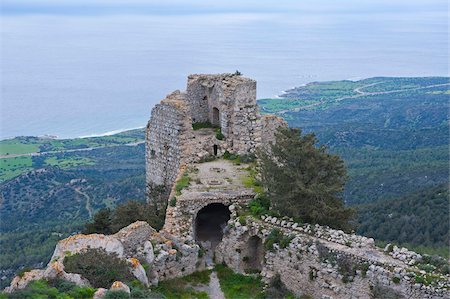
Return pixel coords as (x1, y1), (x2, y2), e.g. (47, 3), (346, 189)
(104, 290), (130, 299)
(192, 122), (216, 130)
(264, 228), (294, 251)
(5, 279), (95, 299)
(264, 274), (296, 299)
(175, 173), (190, 196)
(64, 248), (134, 288)
(215, 128), (224, 140)
(169, 197), (177, 207)
(83, 200), (165, 235)
(214, 264), (264, 298)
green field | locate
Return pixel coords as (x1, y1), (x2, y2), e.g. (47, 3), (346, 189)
(0, 156), (33, 181)
(0, 128), (144, 182)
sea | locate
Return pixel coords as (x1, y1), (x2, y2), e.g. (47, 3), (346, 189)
(1, 0), (448, 139)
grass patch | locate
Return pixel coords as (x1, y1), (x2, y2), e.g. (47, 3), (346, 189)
(215, 264), (264, 299)
(152, 270), (211, 299)
(0, 141), (39, 156)
(44, 156), (95, 168)
(192, 122), (217, 130)
(5, 279), (95, 299)
(175, 172), (191, 195)
(0, 156), (33, 181)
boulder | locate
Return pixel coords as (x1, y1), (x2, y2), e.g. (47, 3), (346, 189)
(110, 281), (131, 294)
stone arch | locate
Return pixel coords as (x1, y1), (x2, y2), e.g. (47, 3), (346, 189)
(212, 107), (220, 127)
(242, 235), (264, 272)
(194, 203), (230, 249)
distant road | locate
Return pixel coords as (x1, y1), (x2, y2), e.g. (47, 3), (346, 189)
(0, 141), (145, 159)
(277, 82), (450, 114)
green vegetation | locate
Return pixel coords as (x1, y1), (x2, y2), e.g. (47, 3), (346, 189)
(215, 264), (264, 299)
(264, 274), (297, 299)
(357, 185), (449, 253)
(0, 132), (146, 289)
(64, 248), (134, 288)
(258, 76), (449, 255)
(175, 172), (191, 195)
(0, 156), (33, 181)
(192, 122), (217, 130)
(259, 127), (354, 231)
(44, 156), (95, 168)
(264, 228), (294, 251)
(0, 139), (39, 156)
(0, 128), (144, 182)
(4, 279), (95, 299)
(152, 270), (211, 299)
(83, 200), (165, 235)
(215, 128), (224, 140)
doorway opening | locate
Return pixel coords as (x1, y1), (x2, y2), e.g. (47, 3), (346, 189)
(213, 144), (218, 156)
(212, 107), (220, 127)
(194, 203), (231, 249)
(243, 236), (264, 272)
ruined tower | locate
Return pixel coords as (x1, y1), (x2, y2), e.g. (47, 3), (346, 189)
(145, 73), (286, 208)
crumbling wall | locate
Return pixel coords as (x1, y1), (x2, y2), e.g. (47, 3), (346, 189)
(260, 114), (288, 149)
(145, 91), (192, 209)
(216, 216), (450, 299)
(186, 73), (262, 154)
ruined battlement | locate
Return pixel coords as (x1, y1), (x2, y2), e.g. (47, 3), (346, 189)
(146, 74), (286, 208)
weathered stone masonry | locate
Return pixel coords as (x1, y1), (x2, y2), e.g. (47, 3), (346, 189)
(146, 73), (286, 208)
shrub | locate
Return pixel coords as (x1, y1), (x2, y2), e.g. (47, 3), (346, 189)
(214, 264), (264, 298)
(169, 197), (177, 207)
(215, 128), (224, 140)
(264, 274), (295, 298)
(371, 283), (402, 299)
(264, 228), (293, 251)
(64, 248), (134, 288)
(192, 122), (216, 130)
(392, 276), (401, 284)
(104, 290), (130, 299)
(83, 200), (165, 235)
(5, 279), (95, 299)
(175, 173), (190, 195)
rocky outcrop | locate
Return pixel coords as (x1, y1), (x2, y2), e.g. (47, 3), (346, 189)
(4, 221), (199, 293)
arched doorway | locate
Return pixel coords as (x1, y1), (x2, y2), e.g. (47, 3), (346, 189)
(194, 203), (231, 249)
(242, 236), (264, 272)
(212, 107), (220, 127)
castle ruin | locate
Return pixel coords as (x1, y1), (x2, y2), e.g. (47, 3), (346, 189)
(145, 73), (285, 209)
(5, 74), (449, 299)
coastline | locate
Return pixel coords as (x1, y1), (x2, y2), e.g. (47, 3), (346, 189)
(0, 126), (146, 141)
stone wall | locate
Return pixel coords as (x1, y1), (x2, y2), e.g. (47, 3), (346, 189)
(145, 91), (192, 208)
(146, 74), (285, 205)
(216, 215), (450, 299)
(186, 73), (262, 154)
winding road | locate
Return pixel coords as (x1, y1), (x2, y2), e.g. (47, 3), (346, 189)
(277, 82), (450, 114)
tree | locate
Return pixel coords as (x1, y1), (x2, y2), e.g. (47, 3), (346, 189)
(259, 128), (354, 231)
(83, 208), (112, 235)
(82, 200), (166, 235)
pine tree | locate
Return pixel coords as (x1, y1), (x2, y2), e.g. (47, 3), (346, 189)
(259, 127), (354, 231)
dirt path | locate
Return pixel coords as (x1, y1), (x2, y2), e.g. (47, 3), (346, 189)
(74, 188), (93, 219)
(207, 271), (225, 299)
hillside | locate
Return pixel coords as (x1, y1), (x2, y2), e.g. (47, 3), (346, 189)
(258, 77), (449, 204)
(356, 184), (449, 257)
(0, 131), (146, 289)
(1, 77), (448, 289)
